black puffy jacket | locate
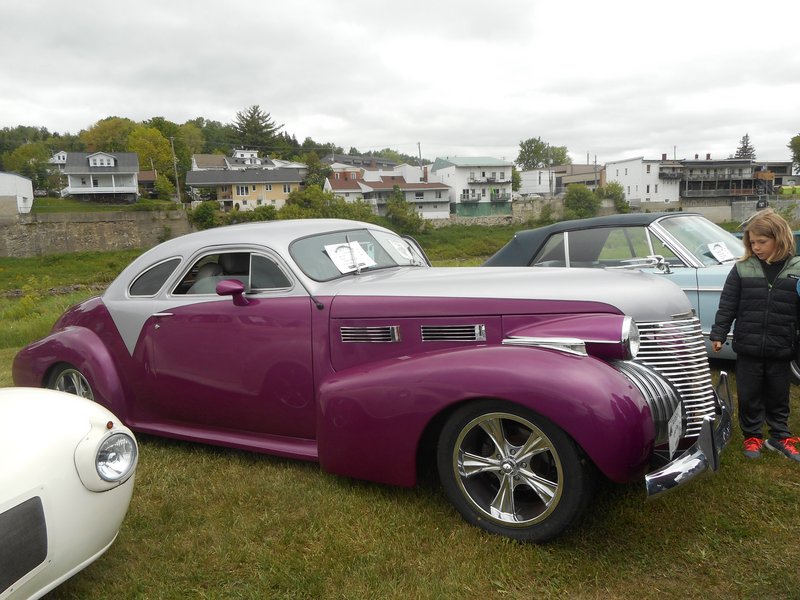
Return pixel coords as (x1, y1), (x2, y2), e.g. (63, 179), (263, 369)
(710, 256), (800, 359)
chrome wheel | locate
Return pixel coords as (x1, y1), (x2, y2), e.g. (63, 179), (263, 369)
(438, 400), (593, 542)
(49, 366), (94, 401)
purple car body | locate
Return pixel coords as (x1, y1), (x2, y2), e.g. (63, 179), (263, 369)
(13, 218), (731, 542)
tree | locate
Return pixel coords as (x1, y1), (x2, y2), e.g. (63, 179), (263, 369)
(232, 105), (283, 151)
(2, 142), (52, 189)
(279, 185), (374, 221)
(734, 133), (756, 159)
(511, 167), (521, 192)
(301, 152), (332, 188)
(595, 182), (628, 213)
(789, 134), (800, 174)
(127, 126), (173, 177)
(384, 185), (424, 234)
(563, 184), (600, 219)
(80, 117), (136, 152)
(516, 137), (571, 170)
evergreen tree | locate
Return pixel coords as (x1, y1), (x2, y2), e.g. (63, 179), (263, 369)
(734, 133), (756, 159)
(232, 105), (283, 152)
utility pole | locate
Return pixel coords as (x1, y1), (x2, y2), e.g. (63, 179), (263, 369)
(170, 137), (181, 203)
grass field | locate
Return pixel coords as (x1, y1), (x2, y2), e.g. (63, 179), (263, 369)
(3, 238), (800, 599)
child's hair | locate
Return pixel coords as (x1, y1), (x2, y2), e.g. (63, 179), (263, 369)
(741, 208), (796, 263)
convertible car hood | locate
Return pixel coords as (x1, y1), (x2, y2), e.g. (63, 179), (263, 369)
(321, 266), (693, 323)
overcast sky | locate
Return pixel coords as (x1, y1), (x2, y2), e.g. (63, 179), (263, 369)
(2, 0), (798, 165)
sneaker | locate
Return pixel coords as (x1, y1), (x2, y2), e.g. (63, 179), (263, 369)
(765, 437), (800, 462)
(743, 437), (764, 458)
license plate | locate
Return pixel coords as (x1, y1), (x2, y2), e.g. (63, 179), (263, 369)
(668, 405), (683, 459)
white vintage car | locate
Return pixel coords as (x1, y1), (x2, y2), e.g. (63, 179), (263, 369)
(0, 387), (138, 600)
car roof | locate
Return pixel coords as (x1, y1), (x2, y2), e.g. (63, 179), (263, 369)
(484, 212), (701, 266)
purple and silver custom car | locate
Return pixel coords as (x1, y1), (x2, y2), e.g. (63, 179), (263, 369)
(13, 218), (731, 542)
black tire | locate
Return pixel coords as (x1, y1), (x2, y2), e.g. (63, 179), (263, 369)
(47, 364), (95, 401)
(437, 400), (595, 543)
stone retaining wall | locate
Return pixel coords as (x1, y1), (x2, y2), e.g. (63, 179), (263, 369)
(0, 210), (193, 257)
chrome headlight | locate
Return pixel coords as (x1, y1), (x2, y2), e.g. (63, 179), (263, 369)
(75, 421), (138, 491)
(622, 316), (640, 359)
(97, 432), (138, 482)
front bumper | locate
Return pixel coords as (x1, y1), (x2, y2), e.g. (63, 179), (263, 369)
(644, 371), (732, 498)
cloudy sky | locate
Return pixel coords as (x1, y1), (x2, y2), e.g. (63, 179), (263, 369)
(2, 0), (798, 165)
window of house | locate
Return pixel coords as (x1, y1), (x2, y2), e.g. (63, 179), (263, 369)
(646, 185), (650, 193)
(266, 184), (272, 191)
(646, 164), (651, 174)
(283, 184), (291, 193)
(481, 188), (486, 196)
(470, 171), (475, 180)
(435, 191), (442, 198)
(415, 192), (424, 200)
(492, 172), (497, 180)
(655, 184), (658, 193)
(236, 185), (248, 196)
(335, 173), (340, 179)
(624, 168), (628, 175)
(499, 172), (505, 180)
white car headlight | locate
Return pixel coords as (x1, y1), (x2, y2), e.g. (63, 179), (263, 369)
(75, 421), (138, 492)
(97, 432), (138, 482)
(622, 316), (640, 359)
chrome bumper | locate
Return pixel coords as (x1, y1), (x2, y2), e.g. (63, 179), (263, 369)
(644, 371), (732, 498)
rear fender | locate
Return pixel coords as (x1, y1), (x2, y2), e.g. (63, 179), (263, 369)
(317, 344), (654, 487)
(12, 326), (126, 418)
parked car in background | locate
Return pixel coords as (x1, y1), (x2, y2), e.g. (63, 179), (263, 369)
(484, 212), (745, 362)
(0, 387), (138, 600)
(13, 219), (730, 542)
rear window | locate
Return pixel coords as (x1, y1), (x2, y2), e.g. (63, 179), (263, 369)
(129, 258), (181, 296)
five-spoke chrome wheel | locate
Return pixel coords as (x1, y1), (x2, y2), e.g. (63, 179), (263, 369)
(437, 400), (593, 542)
(47, 365), (95, 401)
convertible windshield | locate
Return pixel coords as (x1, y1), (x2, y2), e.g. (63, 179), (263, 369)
(657, 215), (745, 266)
(290, 228), (428, 281)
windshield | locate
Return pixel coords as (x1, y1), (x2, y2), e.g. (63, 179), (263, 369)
(656, 215), (745, 266)
(289, 228), (428, 281)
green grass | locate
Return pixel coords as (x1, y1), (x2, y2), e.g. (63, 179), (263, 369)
(3, 236), (800, 599)
(32, 197), (180, 213)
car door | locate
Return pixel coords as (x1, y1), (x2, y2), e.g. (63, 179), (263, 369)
(134, 251), (317, 440)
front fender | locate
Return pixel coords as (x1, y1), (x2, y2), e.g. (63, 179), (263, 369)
(317, 344), (655, 487)
(12, 326), (126, 418)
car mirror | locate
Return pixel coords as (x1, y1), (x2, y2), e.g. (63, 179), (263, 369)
(215, 279), (249, 306)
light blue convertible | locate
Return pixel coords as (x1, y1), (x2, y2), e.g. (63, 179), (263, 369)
(485, 212), (747, 362)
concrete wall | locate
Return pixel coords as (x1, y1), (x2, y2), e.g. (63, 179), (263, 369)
(0, 210), (193, 257)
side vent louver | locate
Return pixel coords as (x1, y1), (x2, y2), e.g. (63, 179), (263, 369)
(340, 326), (400, 343)
(421, 324), (486, 342)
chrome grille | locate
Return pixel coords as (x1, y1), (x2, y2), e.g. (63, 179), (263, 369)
(340, 326), (400, 343)
(421, 324), (486, 342)
(630, 315), (716, 438)
(615, 361), (680, 443)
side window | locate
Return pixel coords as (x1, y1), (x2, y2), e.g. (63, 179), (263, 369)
(532, 233), (566, 267)
(129, 258), (181, 296)
(174, 252), (251, 295)
(596, 227), (650, 264)
(251, 255), (291, 290)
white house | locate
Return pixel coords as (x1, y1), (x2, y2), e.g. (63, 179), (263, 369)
(0, 172), (34, 215)
(324, 163), (451, 220)
(429, 156), (514, 216)
(603, 156), (681, 209)
(62, 152), (139, 202)
(519, 169), (554, 197)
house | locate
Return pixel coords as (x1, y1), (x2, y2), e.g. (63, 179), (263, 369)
(48, 150), (68, 171)
(185, 168), (304, 211)
(321, 153), (398, 170)
(324, 163), (451, 220)
(187, 149), (308, 211)
(0, 172), (34, 215)
(61, 152), (139, 202)
(603, 153), (795, 209)
(428, 157), (514, 216)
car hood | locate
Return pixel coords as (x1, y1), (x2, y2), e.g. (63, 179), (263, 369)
(319, 266), (693, 323)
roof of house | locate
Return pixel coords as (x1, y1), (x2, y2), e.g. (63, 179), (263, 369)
(192, 154), (228, 169)
(186, 168), (304, 186)
(431, 156), (514, 171)
(63, 152), (139, 174)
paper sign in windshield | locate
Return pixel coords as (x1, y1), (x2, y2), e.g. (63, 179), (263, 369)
(708, 242), (735, 263)
(325, 242), (377, 273)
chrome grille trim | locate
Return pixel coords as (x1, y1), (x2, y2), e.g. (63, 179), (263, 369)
(615, 361), (679, 443)
(422, 324), (486, 342)
(633, 316), (716, 438)
(340, 326), (400, 343)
